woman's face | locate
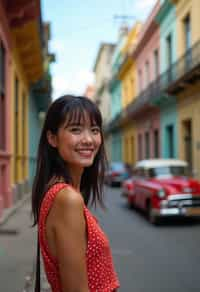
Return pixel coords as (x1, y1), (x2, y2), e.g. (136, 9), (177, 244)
(49, 112), (102, 171)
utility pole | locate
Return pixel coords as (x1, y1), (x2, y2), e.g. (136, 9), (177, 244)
(114, 14), (136, 27)
(113, 14), (136, 39)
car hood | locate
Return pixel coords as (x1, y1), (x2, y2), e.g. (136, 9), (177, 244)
(151, 176), (200, 194)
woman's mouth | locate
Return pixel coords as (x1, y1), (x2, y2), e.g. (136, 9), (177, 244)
(76, 149), (94, 158)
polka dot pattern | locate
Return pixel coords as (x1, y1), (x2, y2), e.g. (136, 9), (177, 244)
(38, 183), (120, 292)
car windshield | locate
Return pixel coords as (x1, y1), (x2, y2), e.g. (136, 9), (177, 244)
(111, 162), (125, 171)
(149, 166), (189, 178)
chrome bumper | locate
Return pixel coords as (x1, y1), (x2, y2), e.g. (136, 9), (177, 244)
(153, 194), (200, 217)
(153, 207), (200, 217)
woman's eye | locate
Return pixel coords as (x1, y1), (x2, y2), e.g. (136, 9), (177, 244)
(70, 127), (81, 133)
(91, 127), (100, 134)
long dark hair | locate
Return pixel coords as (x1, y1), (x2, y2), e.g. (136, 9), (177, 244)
(31, 95), (107, 226)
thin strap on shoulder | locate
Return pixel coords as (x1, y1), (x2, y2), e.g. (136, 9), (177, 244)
(35, 232), (40, 292)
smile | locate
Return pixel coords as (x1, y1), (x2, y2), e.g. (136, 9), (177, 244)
(76, 149), (94, 157)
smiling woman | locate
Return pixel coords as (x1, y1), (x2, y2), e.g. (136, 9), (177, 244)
(31, 95), (120, 292)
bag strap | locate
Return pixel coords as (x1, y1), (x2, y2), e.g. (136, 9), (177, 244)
(35, 232), (40, 292)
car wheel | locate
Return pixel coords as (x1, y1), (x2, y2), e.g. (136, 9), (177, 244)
(147, 202), (159, 225)
(127, 196), (135, 209)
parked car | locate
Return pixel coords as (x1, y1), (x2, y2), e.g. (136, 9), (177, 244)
(105, 161), (132, 186)
(123, 159), (200, 224)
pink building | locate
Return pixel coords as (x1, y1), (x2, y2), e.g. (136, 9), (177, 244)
(0, 1), (12, 217)
(132, 0), (161, 160)
(84, 84), (95, 100)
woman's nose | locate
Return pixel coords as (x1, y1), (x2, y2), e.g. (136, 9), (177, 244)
(82, 130), (93, 143)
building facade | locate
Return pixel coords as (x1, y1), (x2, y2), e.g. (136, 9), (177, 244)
(155, 0), (178, 159)
(93, 43), (115, 161)
(0, 0), (53, 219)
(118, 23), (142, 164)
(0, 0), (13, 214)
(108, 33), (128, 162)
(172, 0), (200, 175)
(132, 2), (161, 160)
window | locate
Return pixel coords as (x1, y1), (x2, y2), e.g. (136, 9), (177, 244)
(166, 125), (174, 158)
(138, 134), (143, 160)
(0, 41), (6, 150)
(138, 69), (143, 92)
(184, 14), (191, 51)
(166, 34), (173, 83)
(166, 34), (172, 67)
(154, 49), (159, 79)
(145, 132), (150, 159)
(184, 14), (191, 69)
(145, 61), (150, 87)
(130, 135), (134, 163)
(154, 129), (159, 158)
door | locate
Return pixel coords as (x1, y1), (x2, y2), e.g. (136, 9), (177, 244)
(183, 119), (193, 171)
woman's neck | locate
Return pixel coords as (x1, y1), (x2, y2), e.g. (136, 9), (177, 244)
(68, 166), (84, 192)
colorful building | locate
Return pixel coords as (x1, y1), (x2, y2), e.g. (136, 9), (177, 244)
(172, 0), (200, 175)
(107, 28), (128, 162)
(131, 2), (161, 160)
(93, 43), (115, 125)
(118, 23), (142, 164)
(29, 22), (55, 185)
(154, 0), (178, 159)
(93, 43), (115, 161)
(96, 0), (200, 180)
(0, 0), (13, 213)
(0, 1), (54, 219)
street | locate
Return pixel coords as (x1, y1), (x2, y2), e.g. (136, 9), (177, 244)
(0, 187), (200, 292)
(93, 186), (200, 292)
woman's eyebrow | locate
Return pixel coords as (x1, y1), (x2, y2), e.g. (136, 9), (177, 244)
(66, 122), (82, 126)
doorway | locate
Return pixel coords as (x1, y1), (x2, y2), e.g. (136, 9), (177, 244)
(182, 119), (193, 170)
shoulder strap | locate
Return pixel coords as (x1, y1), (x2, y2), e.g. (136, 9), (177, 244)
(35, 232), (40, 292)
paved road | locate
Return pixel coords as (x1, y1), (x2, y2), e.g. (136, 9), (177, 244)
(0, 198), (36, 292)
(94, 186), (200, 292)
(0, 187), (200, 292)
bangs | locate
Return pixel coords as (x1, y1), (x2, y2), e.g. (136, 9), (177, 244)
(62, 97), (102, 127)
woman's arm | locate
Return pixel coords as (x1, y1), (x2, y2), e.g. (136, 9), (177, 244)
(50, 187), (89, 292)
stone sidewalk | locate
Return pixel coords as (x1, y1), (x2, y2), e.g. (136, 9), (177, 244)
(0, 195), (51, 292)
(23, 259), (51, 292)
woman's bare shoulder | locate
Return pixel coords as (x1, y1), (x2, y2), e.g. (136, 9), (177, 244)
(53, 186), (84, 217)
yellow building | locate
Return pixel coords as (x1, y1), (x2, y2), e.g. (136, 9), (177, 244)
(172, 0), (200, 177)
(118, 22), (142, 164)
(9, 5), (43, 199)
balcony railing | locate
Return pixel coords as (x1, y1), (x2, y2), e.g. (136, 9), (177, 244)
(124, 39), (200, 116)
(105, 39), (200, 132)
(160, 39), (200, 94)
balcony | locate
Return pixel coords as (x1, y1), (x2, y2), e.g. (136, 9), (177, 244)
(105, 39), (200, 133)
(165, 40), (200, 94)
(4, 0), (44, 85)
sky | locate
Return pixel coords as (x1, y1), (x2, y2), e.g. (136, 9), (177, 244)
(42, 0), (157, 100)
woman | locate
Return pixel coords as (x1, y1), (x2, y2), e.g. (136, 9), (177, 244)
(32, 95), (120, 292)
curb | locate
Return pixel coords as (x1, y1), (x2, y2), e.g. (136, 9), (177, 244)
(0, 194), (31, 226)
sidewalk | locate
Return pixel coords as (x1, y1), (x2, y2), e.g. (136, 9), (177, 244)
(23, 259), (51, 292)
(0, 193), (30, 226)
(0, 195), (51, 292)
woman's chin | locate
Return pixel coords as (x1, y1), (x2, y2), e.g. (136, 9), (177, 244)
(79, 159), (94, 168)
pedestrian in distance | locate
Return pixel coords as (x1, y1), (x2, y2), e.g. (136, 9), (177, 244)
(31, 95), (120, 292)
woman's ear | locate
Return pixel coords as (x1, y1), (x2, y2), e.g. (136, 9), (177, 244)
(47, 130), (57, 148)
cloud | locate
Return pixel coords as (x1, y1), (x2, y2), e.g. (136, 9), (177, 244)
(50, 39), (66, 54)
(52, 70), (94, 100)
(132, 0), (157, 20)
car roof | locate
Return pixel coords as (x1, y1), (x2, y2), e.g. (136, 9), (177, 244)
(135, 159), (188, 169)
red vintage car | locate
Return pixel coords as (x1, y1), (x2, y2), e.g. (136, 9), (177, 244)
(122, 159), (200, 224)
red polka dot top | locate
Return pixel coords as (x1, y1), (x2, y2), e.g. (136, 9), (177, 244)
(38, 183), (120, 292)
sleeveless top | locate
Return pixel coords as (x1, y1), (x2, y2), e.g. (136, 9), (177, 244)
(38, 183), (120, 292)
